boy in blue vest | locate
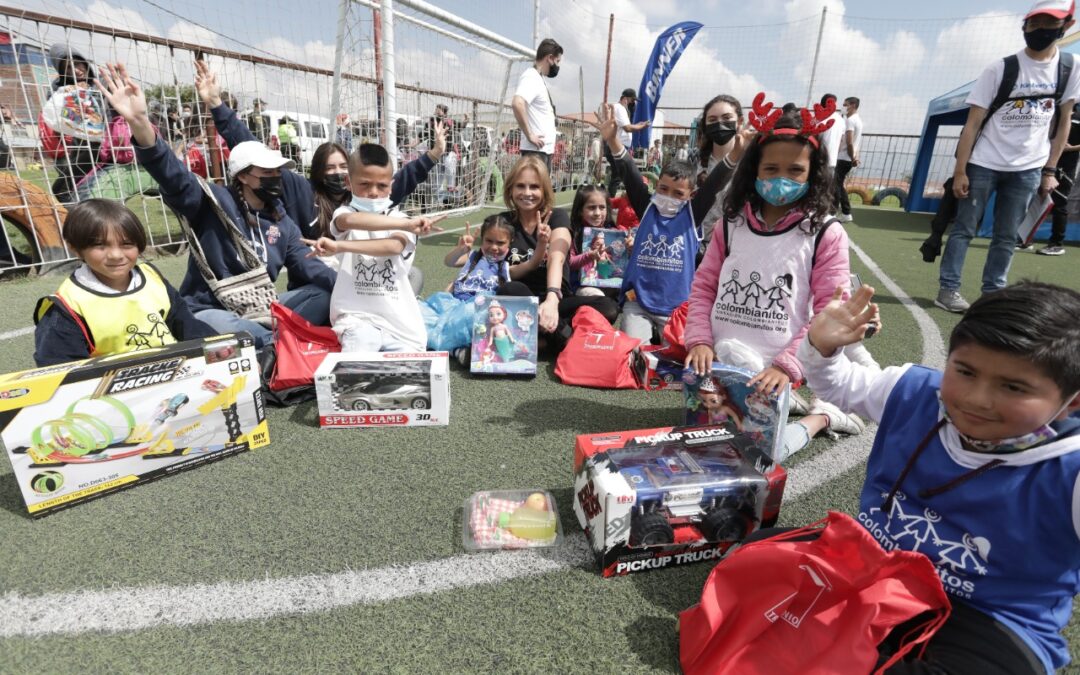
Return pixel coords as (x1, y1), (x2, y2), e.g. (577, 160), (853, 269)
(801, 281), (1080, 674)
(593, 103), (741, 343)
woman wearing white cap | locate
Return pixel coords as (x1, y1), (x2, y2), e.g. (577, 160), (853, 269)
(98, 62), (336, 348)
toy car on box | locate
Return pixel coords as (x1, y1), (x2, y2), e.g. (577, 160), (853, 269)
(0, 334), (268, 517)
(462, 489), (563, 551)
(314, 352), (449, 427)
(573, 425), (786, 577)
(683, 363), (790, 463)
(470, 296), (538, 376)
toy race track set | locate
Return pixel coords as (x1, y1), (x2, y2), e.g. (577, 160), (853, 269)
(574, 425), (787, 577)
(0, 334), (268, 517)
(315, 352), (449, 428)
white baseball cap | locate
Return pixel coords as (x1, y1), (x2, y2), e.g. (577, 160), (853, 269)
(1026, 0), (1075, 20)
(227, 141), (295, 177)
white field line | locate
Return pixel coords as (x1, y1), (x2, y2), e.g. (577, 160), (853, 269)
(0, 327), (33, 341)
(0, 241), (947, 638)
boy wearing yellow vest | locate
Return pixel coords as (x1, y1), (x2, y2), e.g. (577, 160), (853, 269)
(33, 199), (215, 366)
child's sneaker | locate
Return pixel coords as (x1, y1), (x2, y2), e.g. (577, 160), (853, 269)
(789, 391), (812, 417)
(1037, 245), (1065, 256)
(934, 288), (970, 313)
(808, 400), (866, 436)
(452, 347), (469, 366)
(838, 213), (854, 223)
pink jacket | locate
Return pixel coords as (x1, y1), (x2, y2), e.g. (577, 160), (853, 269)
(683, 207), (850, 383)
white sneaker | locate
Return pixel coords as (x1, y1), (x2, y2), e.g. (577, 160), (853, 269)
(838, 213), (854, 223)
(808, 400), (866, 436)
(788, 391), (812, 416)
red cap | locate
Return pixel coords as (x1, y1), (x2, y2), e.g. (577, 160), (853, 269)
(1026, 0), (1075, 20)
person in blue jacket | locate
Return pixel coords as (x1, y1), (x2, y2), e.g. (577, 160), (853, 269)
(98, 62), (335, 349)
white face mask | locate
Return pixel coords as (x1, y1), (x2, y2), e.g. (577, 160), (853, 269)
(351, 195), (393, 213)
(651, 193), (686, 219)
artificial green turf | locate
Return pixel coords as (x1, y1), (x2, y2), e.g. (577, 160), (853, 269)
(0, 203), (1076, 673)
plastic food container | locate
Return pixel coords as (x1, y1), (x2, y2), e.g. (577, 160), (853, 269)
(463, 489), (562, 551)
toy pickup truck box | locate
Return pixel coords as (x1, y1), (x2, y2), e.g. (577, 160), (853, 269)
(0, 334), (268, 517)
(573, 425), (786, 577)
(315, 352), (449, 428)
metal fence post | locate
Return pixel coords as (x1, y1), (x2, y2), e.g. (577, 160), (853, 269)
(806, 6), (827, 107)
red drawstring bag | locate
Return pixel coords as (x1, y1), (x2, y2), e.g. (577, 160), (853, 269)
(679, 511), (951, 675)
(657, 301), (688, 362)
(269, 302), (340, 392)
(554, 307), (640, 389)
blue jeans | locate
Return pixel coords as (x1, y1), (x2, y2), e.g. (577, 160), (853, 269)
(939, 163), (1040, 294)
(195, 284), (331, 348)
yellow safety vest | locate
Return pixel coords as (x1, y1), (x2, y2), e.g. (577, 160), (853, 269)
(36, 263), (177, 357)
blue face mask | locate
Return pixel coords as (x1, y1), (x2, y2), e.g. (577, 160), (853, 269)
(351, 195), (393, 213)
(755, 177), (809, 207)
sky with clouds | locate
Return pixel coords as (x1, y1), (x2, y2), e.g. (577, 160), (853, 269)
(8, 0), (1049, 134)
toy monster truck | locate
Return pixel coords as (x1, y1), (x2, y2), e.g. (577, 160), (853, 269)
(606, 436), (765, 547)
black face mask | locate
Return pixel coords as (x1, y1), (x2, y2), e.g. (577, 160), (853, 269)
(547, 62), (560, 78)
(1024, 26), (1065, 52)
(253, 175), (283, 203)
(321, 173), (349, 197)
(704, 121), (738, 146)
(627, 101), (636, 117)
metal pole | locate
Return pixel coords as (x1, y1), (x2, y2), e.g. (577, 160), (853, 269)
(329, 0), (350, 140)
(806, 6), (827, 107)
(533, 0), (539, 47)
(381, 0), (398, 159)
(578, 65), (585, 121)
(479, 59), (515, 205)
(393, 0), (534, 57)
(374, 8), (385, 144)
(603, 14), (613, 102)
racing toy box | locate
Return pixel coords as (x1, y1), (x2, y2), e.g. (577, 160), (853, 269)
(314, 352), (449, 428)
(684, 363), (791, 463)
(470, 296), (538, 376)
(0, 334), (268, 517)
(573, 425), (787, 577)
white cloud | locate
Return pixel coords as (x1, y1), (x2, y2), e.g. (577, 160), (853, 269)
(166, 21), (219, 48)
(931, 13), (1025, 81)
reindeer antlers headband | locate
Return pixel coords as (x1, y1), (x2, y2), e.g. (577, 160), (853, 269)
(747, 92), (835, 148)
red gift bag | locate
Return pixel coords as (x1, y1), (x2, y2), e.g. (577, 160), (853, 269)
(554, 307), (640, 389)
(269, 302), (340, 392)
(657, 301), (688, 363)
(679, 511), (951, 675)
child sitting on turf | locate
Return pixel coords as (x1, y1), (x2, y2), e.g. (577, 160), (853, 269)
(33, 199), (215, 366)
(684, 97), (864, 461)
(803, 281), (1080, 674)
(304, 143), (430, 352)
(424, 214), (514, 358)
(593, 103), (740, 344)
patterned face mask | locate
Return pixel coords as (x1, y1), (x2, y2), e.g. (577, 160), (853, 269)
(937, 392), (1074, 453)
(754, 177), (809, 206)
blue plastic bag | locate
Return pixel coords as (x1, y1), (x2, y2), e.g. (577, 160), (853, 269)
(422, 292), (478, 350)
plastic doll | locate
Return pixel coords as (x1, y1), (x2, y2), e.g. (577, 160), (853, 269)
(697, 377), (744, 431)
(514, 309), (535, 356)
(484, 300), (517, 363)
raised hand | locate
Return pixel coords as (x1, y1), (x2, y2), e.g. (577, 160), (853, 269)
(194, 59), (223, 108)
(808, 284), (879, 357)
(457, 220), (475, 248)
(408, 213), (448, 236)
(591, 103), (619, 146)
(728, 121), (758, 164)
(536, 210), (552, 251)
(97, 63), (147, 122)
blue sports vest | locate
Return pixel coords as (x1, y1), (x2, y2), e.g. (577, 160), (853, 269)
(621, 202), (699, 315)
(451, 251), (509, 301)
(859, 366), (1080, 674)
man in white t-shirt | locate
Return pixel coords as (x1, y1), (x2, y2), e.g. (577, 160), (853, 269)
(937, 0), (1080, 313)
(512, 38), (562, 171)
(607, 88), (651, 195)
(818, 93), (844, 171)
(832, 96), (863, 224)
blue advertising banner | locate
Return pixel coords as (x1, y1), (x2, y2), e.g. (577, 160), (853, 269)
(631, 21), (703, 149)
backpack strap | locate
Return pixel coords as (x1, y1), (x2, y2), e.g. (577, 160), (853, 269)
(34, 294), (94, 354)
(1050, 52), (1076, 137)
(811, 217), (840, 268)
(722, 216), (731, 257)
(977, 55), (1020, 137)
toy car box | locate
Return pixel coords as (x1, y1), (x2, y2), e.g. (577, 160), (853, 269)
(462, 489), (563, 551)
(470, 296), (538, 376)
(632, 345), (685, 391)
(0, 334), (268, 518)
(314, 352), (449, 428)
(684, 363), (791, 463)
(579, 226), (630, 289)
(573, 425), (787, 577)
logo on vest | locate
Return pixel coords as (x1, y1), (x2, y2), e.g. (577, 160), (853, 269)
(353, 258), (398, 294)
(125, 313), (170, 350)
(860, 491), (989, 598)
(713, 270), (792, 330)
(764, 563), (832, 628)
(635, 233), (686, 273)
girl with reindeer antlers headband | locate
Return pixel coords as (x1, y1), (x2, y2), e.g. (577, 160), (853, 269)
(683, 93), (874, 462)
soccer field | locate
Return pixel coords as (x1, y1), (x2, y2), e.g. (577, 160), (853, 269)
(0, 205), (1077, 672)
